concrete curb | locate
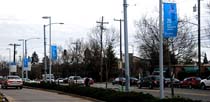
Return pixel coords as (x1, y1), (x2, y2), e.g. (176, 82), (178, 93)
(23, 86), (105, 102)
(1, 94), (9, 102)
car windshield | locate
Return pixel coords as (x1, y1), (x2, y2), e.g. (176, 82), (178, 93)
(74, 76), (82, 80)
(152, 76), (160, 80)
(195, 77), (201, 80)
(8, 76), (20, 79)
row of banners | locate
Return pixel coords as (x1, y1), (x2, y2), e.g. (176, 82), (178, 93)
(9, 45), (58, 73)
(10, 3), (177, 72)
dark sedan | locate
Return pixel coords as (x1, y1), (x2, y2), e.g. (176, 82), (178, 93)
(137, 75), (160, 89)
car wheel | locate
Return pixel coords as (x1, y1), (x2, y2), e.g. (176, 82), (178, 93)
(201, 83), (206, 90)
(189, 84), (192, 89)
(1, 86), (4, 89)
(149, 84), (153, 89)
(138, 84), (142, 88)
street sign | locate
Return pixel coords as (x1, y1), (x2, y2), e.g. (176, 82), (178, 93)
(51, 45), (57, 60)
(163, 3), (178, 38)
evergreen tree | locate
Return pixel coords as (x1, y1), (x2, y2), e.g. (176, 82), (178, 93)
(31, 51), (39, 64)
(105, 43), (118, 79)
(203, 53), (208, 64)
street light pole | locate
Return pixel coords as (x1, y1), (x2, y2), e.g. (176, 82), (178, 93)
(25, 37), (40, 79)
(49, 17), (52, 83)
(123, 0), (130, 92)
(18, 40), (25, 79)
(42, 16), (64, 83)
(159, 0), (164, 99)
(42, 16), (52, 83)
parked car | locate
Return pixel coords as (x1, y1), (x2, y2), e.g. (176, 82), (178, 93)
(63, 77), (69, 83)
(112, 77), (125, 85)
(180, 77), (201, 88)
(42, 74), (55, 82)
(55, 78), (64, 83)
(83, 77), (94, 85)
(137, 75), (160, 89)
(112, 77), (138, 86)
(130, 77), (138, 85)
(1, 75), (23, 89)
(68, 76), (84, 85)
(164, 78), (180, 88)
(0, 76), (4, 84)
(200, 76), (210, 90)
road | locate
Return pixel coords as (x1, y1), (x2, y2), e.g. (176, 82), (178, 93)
(0, 87), (98, 102)
(92, 83), (210, 102)
(1, 83), (209, 102)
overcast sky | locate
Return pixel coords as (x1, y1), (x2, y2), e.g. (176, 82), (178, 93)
(0, 0), (209, 62)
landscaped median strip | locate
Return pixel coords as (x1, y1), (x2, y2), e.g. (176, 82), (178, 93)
(24, 82), (202, 102)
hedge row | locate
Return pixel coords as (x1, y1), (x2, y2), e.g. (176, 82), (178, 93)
(24, 82), (201, 102)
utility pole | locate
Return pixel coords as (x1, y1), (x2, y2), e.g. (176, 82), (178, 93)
(114, 19), (124, 69)
(198, 0), (201, 77)
(9, 43), (21, 63)
(96, 16), (109, 82)
(9, 43), (20, 75)
(72, 41), (81, 74)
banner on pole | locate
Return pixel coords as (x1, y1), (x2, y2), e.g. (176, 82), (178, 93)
(163, 3), (178, 38)
(51, 45), (57, 60)
(9, 62), (17, 72)
(24, 57), (28, 70)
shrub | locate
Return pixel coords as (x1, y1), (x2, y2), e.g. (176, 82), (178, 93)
(24, 83), (201, 102)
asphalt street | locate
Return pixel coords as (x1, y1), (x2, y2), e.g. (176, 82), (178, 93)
(92, 83), (210, 102)
(0, 87), (98, 102)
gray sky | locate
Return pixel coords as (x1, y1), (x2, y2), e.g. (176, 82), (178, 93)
(0, 0), (209, 62)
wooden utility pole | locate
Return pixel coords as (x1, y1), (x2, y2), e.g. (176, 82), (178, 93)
(96, 16), (108, 82)
(114, 19), (124, 69)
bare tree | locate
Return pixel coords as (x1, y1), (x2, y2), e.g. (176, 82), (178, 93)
(205, 2), (210, 44)
(135, 16), (197, 70)
(86, 26), (119, 81)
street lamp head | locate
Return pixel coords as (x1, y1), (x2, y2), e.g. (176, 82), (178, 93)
(59, 22), (64, 25)
(8, 43), (13, 46)
(18, 39), (24, 41)
(26, 37), (40, 41)
(42, 16), (51, 19)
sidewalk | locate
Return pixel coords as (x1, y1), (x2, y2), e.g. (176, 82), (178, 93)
(22, 86), (104, 102)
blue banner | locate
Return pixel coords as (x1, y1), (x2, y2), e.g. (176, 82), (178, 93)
(11, 62), (16, 65)
(164, 3), (178, 38)
(51, 45), (57, 60)
(24, 57), (28, 70)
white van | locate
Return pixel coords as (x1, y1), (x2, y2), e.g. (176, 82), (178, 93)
(42, 74), (55, 82)
(68, 76), (84, 85)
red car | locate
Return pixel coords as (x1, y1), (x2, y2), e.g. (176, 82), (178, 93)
(83, 77), (94, 85)
(180, 77), (201, 88)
